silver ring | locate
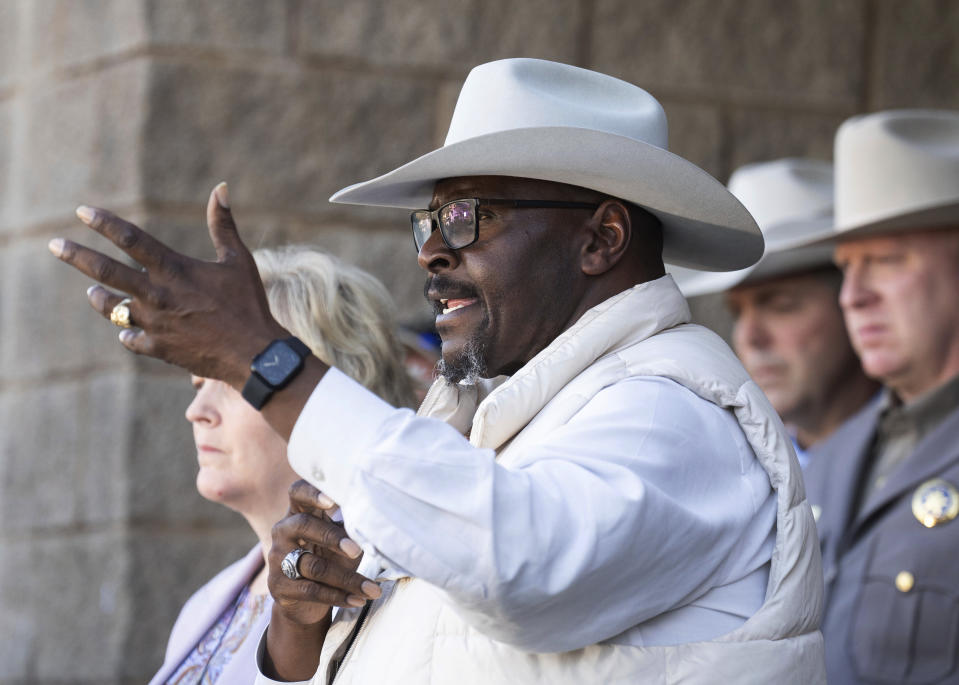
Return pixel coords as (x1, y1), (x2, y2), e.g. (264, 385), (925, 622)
(281, 548), (311, 580)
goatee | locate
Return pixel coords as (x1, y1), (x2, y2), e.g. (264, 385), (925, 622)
(436, 330), (489, 385)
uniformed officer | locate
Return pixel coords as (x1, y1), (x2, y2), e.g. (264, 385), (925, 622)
(804, 110), (959, 684)
(672, 158), (878, 467)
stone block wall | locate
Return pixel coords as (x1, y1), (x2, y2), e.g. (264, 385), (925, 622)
(1, 1), (957, 682)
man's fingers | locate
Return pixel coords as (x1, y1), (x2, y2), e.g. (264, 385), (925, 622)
(117, 327), (157, 357)
(75, 206), (177, 272)
(274, 576), (368, 609)
(206, 182), (245, 262)
(271, 549), (380, 608)
(276, 512), (362, 560)
(49, 239), (149, 297)
(86, 284), (125, 317)
(297, 553), (381, 600)
(289, 479), (339, 514)
(84, 285), (158, 355)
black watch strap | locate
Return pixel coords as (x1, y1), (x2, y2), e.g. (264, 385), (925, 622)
(281, 336), (312, 360)
(241, 336), (312, 410)
(241, 372), (274, 410)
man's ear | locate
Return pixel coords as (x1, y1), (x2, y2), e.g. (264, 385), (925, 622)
(579, 200), (631, 276)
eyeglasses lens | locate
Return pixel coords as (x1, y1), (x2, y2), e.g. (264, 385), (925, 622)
(439, 200), (476, 249)
(411, 211), (433, 251)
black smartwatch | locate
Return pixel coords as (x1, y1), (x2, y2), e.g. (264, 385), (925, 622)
(241, 336), (312, 410)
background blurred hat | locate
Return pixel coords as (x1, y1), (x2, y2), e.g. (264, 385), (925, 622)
(670, 158), (836, 297)
(832, 109), (959, 240)
(330, 58), (762, 271)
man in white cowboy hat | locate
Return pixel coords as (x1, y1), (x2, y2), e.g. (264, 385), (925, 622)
(49, 59), (825, 683)
(672, 158), (879, 468)
(803, 109), (959, 685)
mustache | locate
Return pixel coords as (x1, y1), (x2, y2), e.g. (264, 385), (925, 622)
(424, 275), (480, 313)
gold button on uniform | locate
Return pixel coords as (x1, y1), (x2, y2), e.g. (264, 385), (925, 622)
(895, 571), (915, 593)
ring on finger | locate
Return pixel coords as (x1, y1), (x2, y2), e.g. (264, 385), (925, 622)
(281, 547), (311, 580)
(110, 298), (134, 329)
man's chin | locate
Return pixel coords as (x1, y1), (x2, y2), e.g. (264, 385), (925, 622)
(436, 337), (489, 385)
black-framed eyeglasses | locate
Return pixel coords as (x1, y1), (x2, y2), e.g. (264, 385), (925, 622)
(410, 198), (600, 253)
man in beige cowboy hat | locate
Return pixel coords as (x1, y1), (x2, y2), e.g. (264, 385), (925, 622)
(672, 158), (878, 468)
(803, 109), (959, 685)
(49, 59), (825, 683)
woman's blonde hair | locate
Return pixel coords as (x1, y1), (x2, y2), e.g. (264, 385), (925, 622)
(253, 245), (417, 409)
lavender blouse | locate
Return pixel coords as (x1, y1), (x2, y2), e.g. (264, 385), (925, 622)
(150, 546), (272, 685)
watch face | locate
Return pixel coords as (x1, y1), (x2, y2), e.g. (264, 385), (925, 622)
(255, 340), (304, 386)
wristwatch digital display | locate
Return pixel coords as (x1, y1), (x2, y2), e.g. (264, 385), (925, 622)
(241, 336), (312, 410)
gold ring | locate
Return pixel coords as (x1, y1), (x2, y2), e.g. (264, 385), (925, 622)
(110, 298), (134, 329)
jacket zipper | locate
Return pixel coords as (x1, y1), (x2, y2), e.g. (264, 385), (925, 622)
(329, 599), (372, 683)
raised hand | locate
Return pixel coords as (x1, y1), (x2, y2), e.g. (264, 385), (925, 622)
(48, 183), (288, 387)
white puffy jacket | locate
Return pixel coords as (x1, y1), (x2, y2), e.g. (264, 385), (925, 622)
(314, 277), (825, 684)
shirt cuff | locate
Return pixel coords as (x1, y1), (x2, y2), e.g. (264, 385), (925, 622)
(287, 366), (398, 502)
(254, 626), (313, 685)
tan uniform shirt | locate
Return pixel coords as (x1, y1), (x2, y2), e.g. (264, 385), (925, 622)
(859, 373), (959, 512)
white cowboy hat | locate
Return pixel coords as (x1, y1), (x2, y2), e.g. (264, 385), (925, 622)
(329, 58), (762, 271)
(669, 158), (836, 297)
(832, 109), (959, 240)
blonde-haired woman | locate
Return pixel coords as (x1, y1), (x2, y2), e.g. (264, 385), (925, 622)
(150, 246), (415, 684)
